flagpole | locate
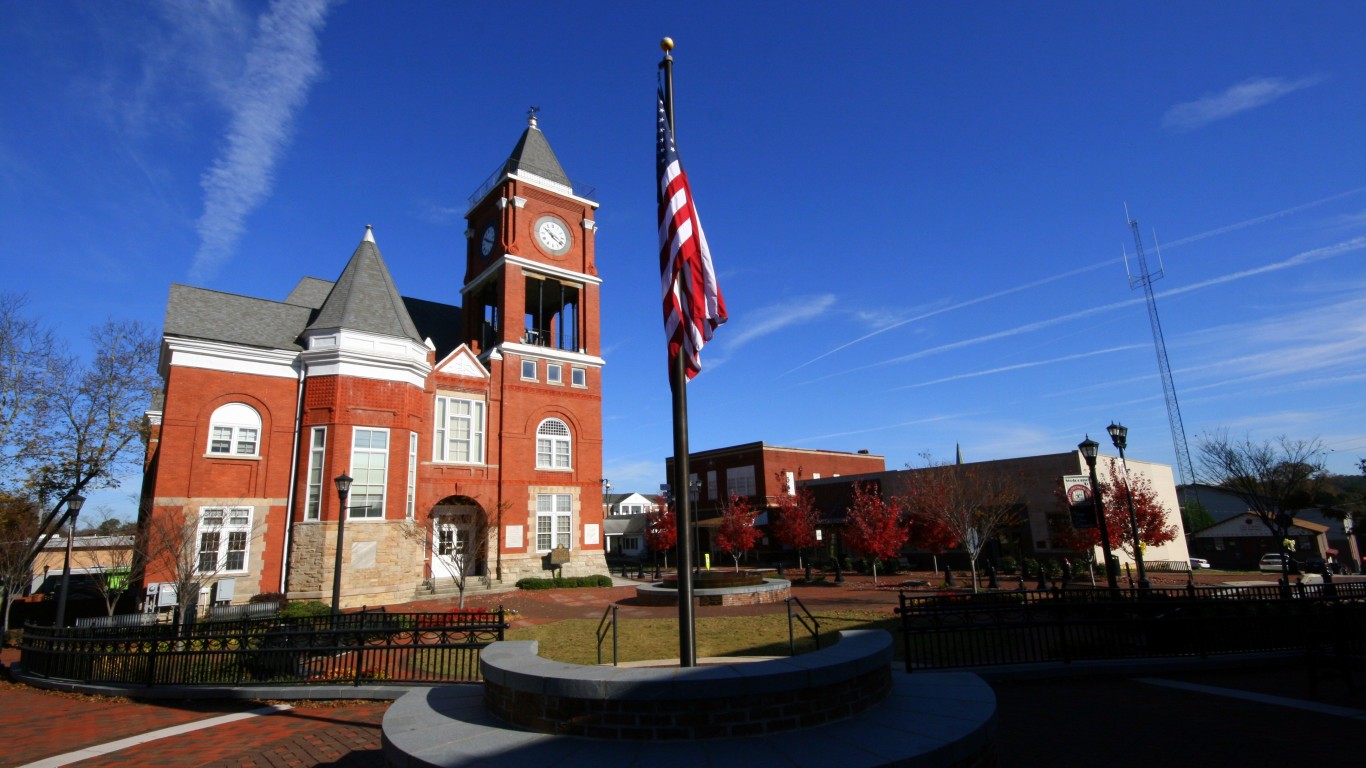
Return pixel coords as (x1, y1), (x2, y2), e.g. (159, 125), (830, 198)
(660, 36), (697, 668)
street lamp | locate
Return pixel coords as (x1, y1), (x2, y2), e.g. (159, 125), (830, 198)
(54, 493), (85, 627)
(331, 474), (352, 614)
(1107, 422), (1150, 590)
(1079, 437), (1119, 593)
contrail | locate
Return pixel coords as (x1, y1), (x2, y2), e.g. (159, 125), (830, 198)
(892, 344), (1147, 390)
(783, 187), (1366, 377)
(798, 235), (1366, 387)
(190, 0), (333, 281)
(781, 260), (1114, 377)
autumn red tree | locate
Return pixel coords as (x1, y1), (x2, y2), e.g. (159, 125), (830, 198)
(899, 460), (1023, 592)
(843, 482), (907, 585)
(769, 470), (821, 578)
(715, 493), (761, 571)
(644, 496), (677, 571)
(1053, 463), (1179, 562)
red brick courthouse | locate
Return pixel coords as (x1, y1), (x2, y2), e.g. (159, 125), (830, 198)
(139, 116), (608, 608)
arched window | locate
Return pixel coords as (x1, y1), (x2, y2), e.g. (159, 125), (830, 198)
(535, 418), (571, 469)
(208, 403), (261, 456)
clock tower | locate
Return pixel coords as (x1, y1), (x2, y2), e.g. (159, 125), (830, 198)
(462, 113), (607, 580)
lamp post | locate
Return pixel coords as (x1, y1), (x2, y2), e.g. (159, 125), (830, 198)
(331, 474), (352, 614)
(1079, 437), (1119, 593)
(54, 493), (85, 627)
(1107, 422), (1150, 590)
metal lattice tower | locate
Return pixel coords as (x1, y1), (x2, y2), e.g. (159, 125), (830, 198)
(1123, 206), (1199, 494)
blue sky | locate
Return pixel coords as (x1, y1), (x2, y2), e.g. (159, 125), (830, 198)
(5, 2), (1365, 518)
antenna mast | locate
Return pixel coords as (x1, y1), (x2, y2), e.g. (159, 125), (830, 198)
(1124, 207), (1199, 498)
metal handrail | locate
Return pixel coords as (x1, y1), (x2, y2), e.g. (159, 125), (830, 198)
(596, 604), (618, 666)
(786, 596), (820, 656)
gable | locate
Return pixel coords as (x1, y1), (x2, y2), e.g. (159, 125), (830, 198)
(434, 344), (489, 379)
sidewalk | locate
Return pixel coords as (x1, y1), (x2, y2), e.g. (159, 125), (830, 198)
(3, 571), (1360, 767)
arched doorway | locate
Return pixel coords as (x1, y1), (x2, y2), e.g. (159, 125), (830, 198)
(430, 498), (488, 584)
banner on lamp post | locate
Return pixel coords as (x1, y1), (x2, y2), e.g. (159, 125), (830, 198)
(1063, 475), (1096, 529)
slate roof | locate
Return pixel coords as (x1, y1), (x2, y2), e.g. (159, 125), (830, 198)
(165, 284), (312, 351)
(307, 228), (423, 343)
(284, 277), (336, 309)
(403, 296), (463, 360)
(165, 229), (461, 354)
(506, 119), (570, 187)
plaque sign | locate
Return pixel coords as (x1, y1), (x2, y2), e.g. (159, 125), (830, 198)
(549, 546), (571, 567)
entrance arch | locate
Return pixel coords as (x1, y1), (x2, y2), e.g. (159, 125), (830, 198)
(430, 497), (488, 583)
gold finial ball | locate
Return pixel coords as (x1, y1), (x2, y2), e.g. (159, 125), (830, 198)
(661, 37), (674, 52)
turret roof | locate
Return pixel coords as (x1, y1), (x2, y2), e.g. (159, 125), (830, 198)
(307, 226), (423, 343)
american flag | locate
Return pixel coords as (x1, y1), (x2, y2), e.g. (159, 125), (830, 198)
(658, 89), (726, 381)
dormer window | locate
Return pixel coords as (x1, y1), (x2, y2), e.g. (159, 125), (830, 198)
(208, 403), (261, 456)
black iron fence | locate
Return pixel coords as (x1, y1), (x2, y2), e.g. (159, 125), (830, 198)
(896, 583), (1366, 672)
(18, 609), (507, 687)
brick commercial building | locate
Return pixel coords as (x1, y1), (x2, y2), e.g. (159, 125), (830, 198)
(139, 115), (608, 609)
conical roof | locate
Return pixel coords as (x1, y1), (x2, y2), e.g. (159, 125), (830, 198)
(505, 113), (570, 186)
(308, 226), (423, 343)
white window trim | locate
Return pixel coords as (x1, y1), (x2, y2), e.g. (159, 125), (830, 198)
(536, 493), (574, 552)
(571, 367), (586, 387)
(196, 506), (252, 574)
(535, 418), (572, 471)
(434, 395), (486, 464)
(349, 427), (389, 520)
(521, 359), (537, 381)
(304, 427), (326, 520)
(546, 363), (563, 385)
(406, 431), (418, 520)
(207, 403), (261, 457)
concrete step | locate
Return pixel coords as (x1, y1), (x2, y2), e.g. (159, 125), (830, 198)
(415, 578), (506, 600)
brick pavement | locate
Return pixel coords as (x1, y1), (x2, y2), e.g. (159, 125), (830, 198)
(4, 569), (1358, 767)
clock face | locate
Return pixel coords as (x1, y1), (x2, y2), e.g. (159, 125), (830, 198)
(534, 216), (571, 255)
(481, 224), (496, 256)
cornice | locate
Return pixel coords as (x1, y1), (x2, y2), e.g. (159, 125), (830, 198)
(462, 254), (602, 297)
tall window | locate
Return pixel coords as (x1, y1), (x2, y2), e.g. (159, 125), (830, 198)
(536, 493), (573, 551)
(435, 396), (485, 463)
(198, 507), (252, 573)
(535, 419), (572, 469)
(726, 465), (757, 497)
(208, 403), (261, 456)
(349, 428), (388, 519)
(305, 427), (326, 520)
(406, 432), (418, 520)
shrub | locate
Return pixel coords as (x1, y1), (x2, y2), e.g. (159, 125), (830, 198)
(250, 592), (288, 606)
(515, 574), (613, 590)
(997, 556), (1018, 575)
(279, 600), (331, 618)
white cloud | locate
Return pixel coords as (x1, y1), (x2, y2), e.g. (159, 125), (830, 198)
(1162, 75), (1324, 131)
(722, 294), (837, 349)
(189, 0), (333, 280)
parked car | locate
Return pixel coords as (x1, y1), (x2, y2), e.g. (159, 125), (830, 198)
(1258, 553), (1295, 572)
(1303, 555), (1327, 574)
(1189, 557), (1211, 570)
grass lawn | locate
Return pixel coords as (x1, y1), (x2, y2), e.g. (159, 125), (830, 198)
(505, 610), (899, 665)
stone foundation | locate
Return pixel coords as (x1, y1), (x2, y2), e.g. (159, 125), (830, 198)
(481, 630), (893, 740)
(634, 578), (791, 607)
